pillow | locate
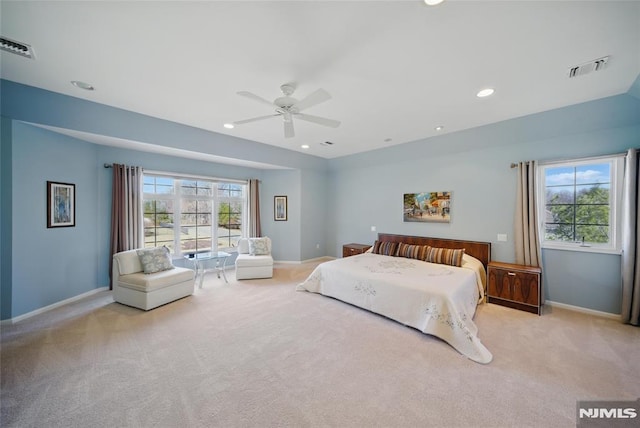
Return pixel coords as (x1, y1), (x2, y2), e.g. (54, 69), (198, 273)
(372, 240), (398, 256)
(425, 246), (465, 267)
(248, 237), (270, 255)
(396, 243), (431, 261)
(136, 246), (175, 274)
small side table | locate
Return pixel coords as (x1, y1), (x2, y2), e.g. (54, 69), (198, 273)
(185, 251), (231, 288)
(343, 243), (372, 258)
(487, 261), (542, 315)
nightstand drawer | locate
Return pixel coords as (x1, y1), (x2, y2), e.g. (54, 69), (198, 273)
(343, 243), (371, 258)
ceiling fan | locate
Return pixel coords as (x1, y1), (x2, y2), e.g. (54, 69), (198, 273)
(232, 83), (340, 138)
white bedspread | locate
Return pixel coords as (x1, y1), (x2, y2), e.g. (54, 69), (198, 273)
(296, 253), (493, 364)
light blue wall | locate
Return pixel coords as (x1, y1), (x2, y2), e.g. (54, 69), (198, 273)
(327, 94), (640, 314)
(300, 169), (328, 260)
(1, 117), (13, 319)
(10, 122), (100, 316)
(260, 169), (302, 261)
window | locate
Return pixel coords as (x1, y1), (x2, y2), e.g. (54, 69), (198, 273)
(538, 155), (624, 253)
(143, 174), (247, 256)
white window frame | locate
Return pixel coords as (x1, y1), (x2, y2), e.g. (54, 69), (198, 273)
(536, 154), (624, 255)
(143, 171), (248, 257)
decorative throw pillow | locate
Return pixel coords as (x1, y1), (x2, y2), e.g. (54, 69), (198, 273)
(136, 246), (175, 274)
(372, 240), (398, 257)
(396, 243), (431, 261)
(248, 237), (270, 255)
(425, 246), (465, 267)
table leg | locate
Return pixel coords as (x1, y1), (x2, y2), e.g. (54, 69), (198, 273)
(196, 260), (205, 289)
(221, 257), (229, 283)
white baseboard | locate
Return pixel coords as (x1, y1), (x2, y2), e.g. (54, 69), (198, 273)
(276, 256), (335, 265)
(545, 300), (621, 320)
(1, 286), (109, 325)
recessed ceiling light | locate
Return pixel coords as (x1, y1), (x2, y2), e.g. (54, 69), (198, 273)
(301, 144), (310, 149)
(435, 126), (444, 131)
(476, 88), (495, 98)
(223, 123), (234, 129)
(71, 80), (94, 91)
(424, 0), (445, 5)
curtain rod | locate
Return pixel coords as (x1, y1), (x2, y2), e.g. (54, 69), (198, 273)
(510, 150), (630, 169)
(103, 163), (256, 184)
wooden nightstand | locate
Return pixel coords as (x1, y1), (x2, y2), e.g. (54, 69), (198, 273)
(343, 243), (372, 258)
(487, 261), (542, 315)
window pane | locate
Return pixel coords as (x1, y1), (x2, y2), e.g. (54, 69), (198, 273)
(546, 187), (574, 205)
(197, 200), (212, 212)
(181, 180), (197, 196)
(575, 225), (609, 244)
(576, 184), (609, 204)
(547, 204), (574, 224)
(575, 164), (610, 185)
(181, 213), (196, 226)
(545, 167), (575, 186)
(576, 205), (609, 226)
(544, 223), (574, 241)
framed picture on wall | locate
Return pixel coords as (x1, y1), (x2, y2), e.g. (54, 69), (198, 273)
(403, 191), (451, 223)
(274, 195), (288, 221)
(47, 181), (76, 228)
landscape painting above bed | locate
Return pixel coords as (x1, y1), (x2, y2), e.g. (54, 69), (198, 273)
(403, 192), (451, 223)
(297, 233), (492, 364)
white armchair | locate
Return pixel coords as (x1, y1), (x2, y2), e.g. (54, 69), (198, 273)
(112, 248), (195, 310)
(235, 237), (274, 280)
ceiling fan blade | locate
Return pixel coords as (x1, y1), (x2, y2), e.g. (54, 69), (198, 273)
(295, 113), (341, 128)
(293, 88), (331, 111)
(237, 91), (274, 108)
(234, 114), (280, 125)
(284, 120), (295, 138)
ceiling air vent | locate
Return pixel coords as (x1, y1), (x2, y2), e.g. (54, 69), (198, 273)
(568, 56), (609, 78)
(0, 36), (35, 59)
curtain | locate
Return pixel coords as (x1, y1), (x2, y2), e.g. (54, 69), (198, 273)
(514, 160), (542, 267)
(621, 148), (640, 326)
(109, 163), (143, 287)
(248, 178), (262, 237)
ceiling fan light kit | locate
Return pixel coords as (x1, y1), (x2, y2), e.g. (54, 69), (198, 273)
(232, 83), (340, 138)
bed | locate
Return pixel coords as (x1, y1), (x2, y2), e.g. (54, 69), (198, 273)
(296, 233), (493, 364)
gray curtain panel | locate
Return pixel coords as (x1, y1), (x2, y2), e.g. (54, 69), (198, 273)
(621, 148), (640, 326)
(109, 163), (143, 286)
(514, 160), (542, 268)
(249, 178), (262, 238)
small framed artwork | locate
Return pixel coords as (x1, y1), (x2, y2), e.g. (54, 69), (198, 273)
(274, 195), (288, 221)
(47, 181), (76, 228)
(403, 191), (451, 223)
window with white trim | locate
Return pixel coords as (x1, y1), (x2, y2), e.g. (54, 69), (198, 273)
(537, 155), (624, 253)
(143, 174), (247, 255)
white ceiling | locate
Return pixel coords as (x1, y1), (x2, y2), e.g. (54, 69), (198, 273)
(1, 0), (639, 160)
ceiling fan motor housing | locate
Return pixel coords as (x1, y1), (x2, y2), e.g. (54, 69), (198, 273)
(274, 96), (298, 108)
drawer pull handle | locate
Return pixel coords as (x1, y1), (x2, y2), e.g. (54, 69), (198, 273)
(507, 272), (516, 276)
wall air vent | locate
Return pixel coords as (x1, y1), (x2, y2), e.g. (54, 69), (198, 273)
(568, 56), (609, 78)
(0, 36), (35, 59)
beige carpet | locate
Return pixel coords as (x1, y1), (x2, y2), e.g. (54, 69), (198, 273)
(1, 261), (639, 428)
